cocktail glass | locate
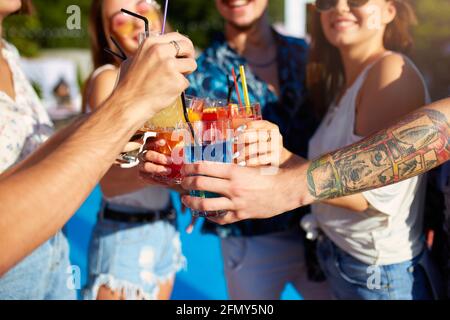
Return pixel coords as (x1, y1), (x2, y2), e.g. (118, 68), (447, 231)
(229, 103), (262, 128)
(143, 96), (204, 184)
(183, 119), (233, 217)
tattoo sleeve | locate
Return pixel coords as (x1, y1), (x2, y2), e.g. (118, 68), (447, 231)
(307, 108), (450, 200)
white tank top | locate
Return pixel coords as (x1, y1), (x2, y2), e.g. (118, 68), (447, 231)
(308, 52), (431, 265)
(86, 64), (170, 211)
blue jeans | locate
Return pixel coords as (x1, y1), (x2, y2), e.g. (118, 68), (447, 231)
(316, 236), (434, 300)
(0, 231), (76, 300)
(84, 217), (186, 300)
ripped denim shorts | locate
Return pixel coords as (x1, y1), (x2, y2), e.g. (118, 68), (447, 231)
(83, 210), (186, 300)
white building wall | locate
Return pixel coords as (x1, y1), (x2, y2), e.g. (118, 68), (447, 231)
(284, 0), (313, 37)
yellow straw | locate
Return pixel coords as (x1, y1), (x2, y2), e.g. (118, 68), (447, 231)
(239, 65), (251, 113)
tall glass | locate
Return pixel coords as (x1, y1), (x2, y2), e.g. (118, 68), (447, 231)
(227, 103), (262, 165)
(183, 119), (233, 217)
(228, 103), (262, 128)
(115, 31), (186, 168)
(143, 96), (204, 184)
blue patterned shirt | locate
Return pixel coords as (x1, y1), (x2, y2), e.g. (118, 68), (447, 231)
(187, 31), (319, 237)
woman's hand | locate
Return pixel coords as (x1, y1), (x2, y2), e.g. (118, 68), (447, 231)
(138, 138), (174, 184)
(138, 138), (199, 233)
(234, 120), (290, 167)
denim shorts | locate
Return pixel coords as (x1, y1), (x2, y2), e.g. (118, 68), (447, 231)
(0, 231), (76, 300)
(84, 217), (186, 300)
(316, 235), (438, 300)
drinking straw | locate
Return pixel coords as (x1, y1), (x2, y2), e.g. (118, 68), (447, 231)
(162, 0), (169, 34)
(104, 36), (127, 61)
(104, 48), (126, 61)
(181, 92), (199, 145)
(239, 65), (251, 113)
(227, 73), (240, 104)
(111, 36), (127, 59)
(231, 67), (244, 111)
(121, 8), (150, 37)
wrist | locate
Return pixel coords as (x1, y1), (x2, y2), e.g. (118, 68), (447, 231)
(108, 85), (155, 132)
(282, 156), (316, 210)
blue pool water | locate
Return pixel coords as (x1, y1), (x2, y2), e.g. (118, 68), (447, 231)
(66, 186), (302, 300)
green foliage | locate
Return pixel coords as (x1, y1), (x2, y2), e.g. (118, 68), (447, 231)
(167, 0), (222, 49)
(268, 0), (285, 22)
(411, 0), (450, 100)
(167, 0), (284, 48)
(3, 13), (42, 57)
(3, 0), (448, 98)
(3, 0), (90, 56)
(4, 0), (285, 53)
(32, 0), (91, 48)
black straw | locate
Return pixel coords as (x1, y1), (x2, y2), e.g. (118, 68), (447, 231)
(110, 36), (127, 59)
(104, 48), (126, 61)
(121, 8), (150, 37)
(181, 92), (199, 145)
(104, 36), (127, 61)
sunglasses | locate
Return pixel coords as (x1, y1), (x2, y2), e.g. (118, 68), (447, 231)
(315, 0), (370, 12)
(111, 0), (161, 37)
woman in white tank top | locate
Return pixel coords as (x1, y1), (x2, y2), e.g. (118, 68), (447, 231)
(199, 0), (439, 300)
(82, 0), (185, 300)
(304, 0), (434, 299)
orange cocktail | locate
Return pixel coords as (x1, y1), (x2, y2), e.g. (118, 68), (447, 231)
(142, 97), (188, 184)
(228, 103), (262, 128)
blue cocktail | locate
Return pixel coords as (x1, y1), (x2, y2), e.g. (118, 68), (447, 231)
(183, 119), (233, 217)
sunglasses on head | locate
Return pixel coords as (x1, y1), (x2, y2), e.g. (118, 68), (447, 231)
(315, 0), (370, 12)
(111, 0), (161, 36)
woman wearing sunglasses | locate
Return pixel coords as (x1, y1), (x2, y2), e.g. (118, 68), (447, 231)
(304, 0), (433, 299)
(82, 0), (185, 300)
(178, 0), (437, 299)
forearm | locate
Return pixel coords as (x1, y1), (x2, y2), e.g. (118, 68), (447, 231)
(305, 99), (450, 203)
(0, 92), (142, 275)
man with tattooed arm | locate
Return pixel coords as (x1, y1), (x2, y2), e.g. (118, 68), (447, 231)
(178, 97), (450, 298)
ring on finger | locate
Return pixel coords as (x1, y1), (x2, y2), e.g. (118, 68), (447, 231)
(170, 40), (181, 57)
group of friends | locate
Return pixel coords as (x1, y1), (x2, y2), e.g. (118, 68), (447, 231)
(0, 0), (449, 300)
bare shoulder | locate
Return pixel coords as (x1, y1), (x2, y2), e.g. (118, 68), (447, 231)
(89, 67), (119, 110)
(356, 53), (427, 136)
(91, 68), (119, 90)
(364, 52), (425, 98)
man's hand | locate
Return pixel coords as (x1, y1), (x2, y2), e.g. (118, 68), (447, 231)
(180, 158), (314, 225)
(113, 32), (197, 128)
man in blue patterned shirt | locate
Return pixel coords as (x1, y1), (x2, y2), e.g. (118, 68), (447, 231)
(183, 0), (329, 300)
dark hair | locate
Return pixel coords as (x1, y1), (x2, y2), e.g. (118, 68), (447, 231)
(89, 0), (116, 71)
(82, 0), (168, 112)
(307, 0), (418, 118)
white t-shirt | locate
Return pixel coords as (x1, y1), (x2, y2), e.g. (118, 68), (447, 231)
(308, 52), (431, 265)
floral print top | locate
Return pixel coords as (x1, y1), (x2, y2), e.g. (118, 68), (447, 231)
(0, 41), (53, 173)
